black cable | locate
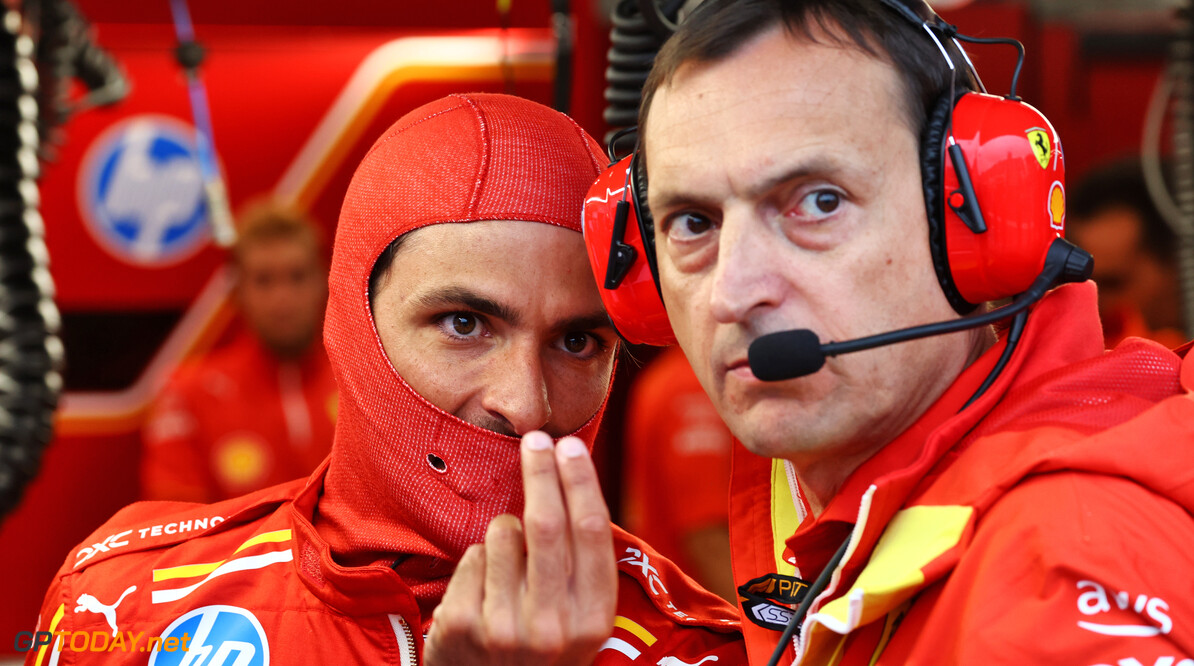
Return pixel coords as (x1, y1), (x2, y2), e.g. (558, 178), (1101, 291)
(0, 3), (64, 524)
(603, 0), (680, 155)
(34, 0), (129, 160)
(756, 240), (1091, 662)
(819, 259), (1061, 360)
(961, 308), (1028, 411)
(761, 299), (1024, 656)
(765, 535), (852, 666)
(635, 0), (684, 39)
(952, 33), (1025, 100)
(818, 234), (1095, 367)
(605, 125), (639, 163)
(551, 0), (572, 113)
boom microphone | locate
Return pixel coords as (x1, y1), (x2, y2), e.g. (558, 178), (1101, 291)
(747, 238), (1093, 382)
(749, 330), (826, 381)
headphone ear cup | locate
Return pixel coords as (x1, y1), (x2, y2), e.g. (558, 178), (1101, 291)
(942, 93), (1067, 304)
(631, 153), (663, 289)
(920, 91), (978, 314)
(581, 155), (677, 346)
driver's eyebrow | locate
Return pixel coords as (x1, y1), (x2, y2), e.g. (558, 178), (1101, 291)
(554, 312), (616, 334)
(416, 286), (521, 326)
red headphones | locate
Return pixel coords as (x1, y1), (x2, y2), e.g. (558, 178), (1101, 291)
(581, 0), (1068, 346)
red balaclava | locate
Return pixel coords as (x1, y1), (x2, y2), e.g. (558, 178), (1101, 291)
(315, 93), (610, 616)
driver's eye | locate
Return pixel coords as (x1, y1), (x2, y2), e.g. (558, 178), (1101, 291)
(451, 314), (477, 335)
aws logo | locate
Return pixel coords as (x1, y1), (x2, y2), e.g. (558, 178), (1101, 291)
(1076, 580), (1172, 638)
(1090, 658), (1192, 666)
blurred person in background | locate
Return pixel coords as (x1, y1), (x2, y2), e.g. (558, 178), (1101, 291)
(1068, 159), (1187, 347)
(622, 346), (735, 602)
(140, 200), (336, 502)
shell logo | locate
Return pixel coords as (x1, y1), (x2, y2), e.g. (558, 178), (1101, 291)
(1048, 180), (1065, 232)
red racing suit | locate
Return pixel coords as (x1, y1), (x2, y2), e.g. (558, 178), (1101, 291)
(730, 282), (1194, 665)
(27, 461), (745, 665)
(141, 330), (337, 503)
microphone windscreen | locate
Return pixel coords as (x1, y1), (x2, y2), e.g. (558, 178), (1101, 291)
(748, 329), (826, 381)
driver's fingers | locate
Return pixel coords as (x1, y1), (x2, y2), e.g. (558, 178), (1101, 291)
(520, 434), (570, 630)
(430, 543), (486, 647)
(555, 436), (616, 640)
(481, 513), (527, 652)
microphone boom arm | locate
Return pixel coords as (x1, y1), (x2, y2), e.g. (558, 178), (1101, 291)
(748, 238), (1093, 382)
(823, 254), (1060, 357)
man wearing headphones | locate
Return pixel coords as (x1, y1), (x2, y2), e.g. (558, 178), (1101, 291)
(29, 94), (744, 665)
(582, 0), (1194, 663)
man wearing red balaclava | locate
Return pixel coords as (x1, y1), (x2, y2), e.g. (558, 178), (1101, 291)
(28, 94), (745, 666)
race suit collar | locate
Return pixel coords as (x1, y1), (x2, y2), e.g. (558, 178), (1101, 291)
(287, 459), (424, 623)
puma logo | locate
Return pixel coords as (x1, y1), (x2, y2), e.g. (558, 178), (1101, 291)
(74, 585), (137, 636)
(657, 656), (718, 666)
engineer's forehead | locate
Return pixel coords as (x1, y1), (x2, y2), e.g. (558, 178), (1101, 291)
(643, 24), (909, 163)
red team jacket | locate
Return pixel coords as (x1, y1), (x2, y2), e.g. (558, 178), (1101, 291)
(623, 346), (734, 584)
(730, 283), (1194, 665)
(27, 460), (745, 665)
(141, 330), (338, 503)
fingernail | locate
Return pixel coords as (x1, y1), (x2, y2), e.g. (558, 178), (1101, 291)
(557, 437), (588, 459)
(523, 431), (553, 451)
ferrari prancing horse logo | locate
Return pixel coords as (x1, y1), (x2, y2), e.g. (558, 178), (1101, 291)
(1027, 127), (1051, 170)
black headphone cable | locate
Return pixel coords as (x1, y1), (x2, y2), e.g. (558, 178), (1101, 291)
(765, 535), (852, 666)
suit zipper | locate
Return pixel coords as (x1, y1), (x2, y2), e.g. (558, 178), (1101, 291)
(388, 614), (418, 665)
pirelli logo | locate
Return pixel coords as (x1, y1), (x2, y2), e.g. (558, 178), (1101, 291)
(737, 572), (811, 632)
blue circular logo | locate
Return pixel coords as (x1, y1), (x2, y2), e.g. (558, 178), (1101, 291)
(148, 605), (269, 666)
(78, 115), (211, 266)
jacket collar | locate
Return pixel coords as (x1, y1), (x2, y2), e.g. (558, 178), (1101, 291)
(795, 282), (1184, 660)
(789, 283), (1105, 568)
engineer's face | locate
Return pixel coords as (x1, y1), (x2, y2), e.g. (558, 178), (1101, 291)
(645, 25), (986, 472)
(372, 220), (618, 438)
